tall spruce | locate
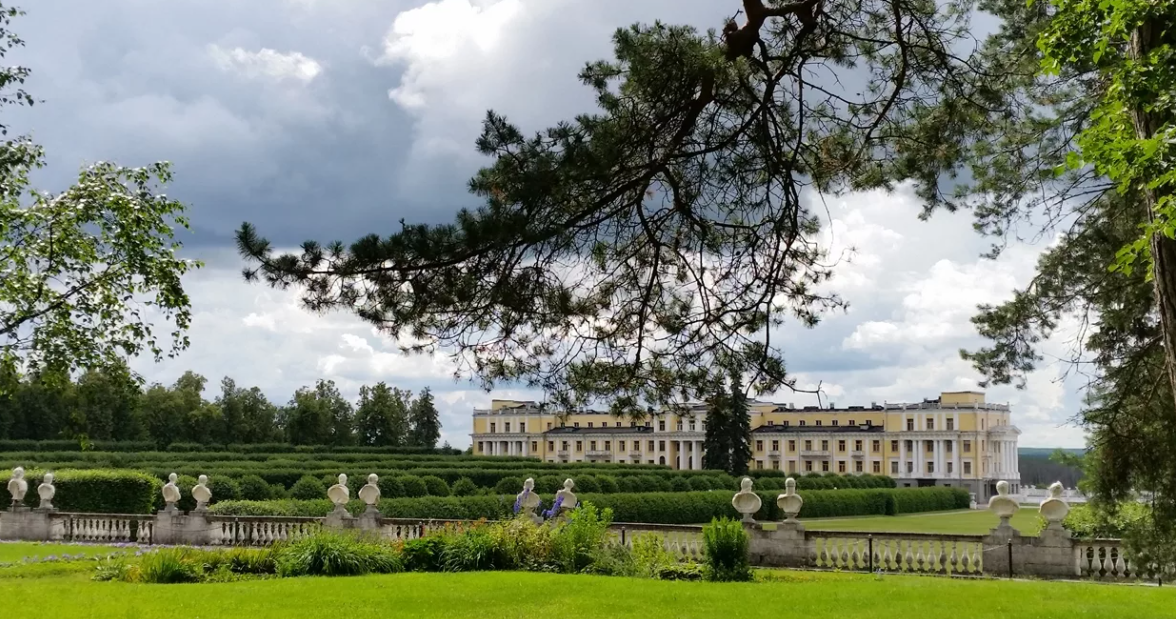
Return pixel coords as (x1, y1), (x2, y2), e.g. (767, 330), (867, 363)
(408, 387), (441, 449)
(727, 371), (752, 476)
(702, 384), (731, 472)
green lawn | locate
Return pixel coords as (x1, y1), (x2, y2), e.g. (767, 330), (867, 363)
(0, 542), (125, 563)
(0, 570), (1170, 618)
(804, 508), (1042, 535)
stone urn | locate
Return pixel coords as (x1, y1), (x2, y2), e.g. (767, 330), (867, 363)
(161, 473), (181, 513)
(777, 477), (804, 522)
(358, 474), (382, 515)
(192, 475), (212, 512)
(37, 472), (56, 511)
(515, 478), (542, 524)
(328, 474), (351, 516)
(1039, 481), (1070, 531)
(731, 477), (762, 523)
(987, 480), (1019, 528)
(7, 466), (27, 508)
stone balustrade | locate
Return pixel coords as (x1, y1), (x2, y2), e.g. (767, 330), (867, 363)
(2, 468), (1171, 583)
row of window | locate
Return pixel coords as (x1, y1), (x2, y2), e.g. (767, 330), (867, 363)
(486, 416), (983, 434)
(754, 439), (975, 454)
(755, 459), (975, 476)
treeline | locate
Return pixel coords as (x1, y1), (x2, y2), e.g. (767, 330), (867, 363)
(0, 365), (442, 449)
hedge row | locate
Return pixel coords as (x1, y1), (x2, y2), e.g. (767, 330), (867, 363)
(209, 487), (970, 524)
(17, 469), (161, 514)
(0, 440), (465, 455)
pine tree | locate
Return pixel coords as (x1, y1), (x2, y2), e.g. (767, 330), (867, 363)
(727, 371), (752, 477)
(702, 385), (731, 472)
(408, 387), (441, 449)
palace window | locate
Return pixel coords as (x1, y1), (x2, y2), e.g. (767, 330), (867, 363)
(838, 440), (846, 452)
(946, 418), (955, 431)
(964, 461), (972, 475)
(848, 419), (855, 426)
(677, 422), (683, 431)
(891, 440), (899, 452)
(821, 440), (829, 451)
(783, 420), (790, 428)
(477, 441), (484, 453)
(799, 420), (806, 427)
(504, 422), (511, 432)
(926, 418), (934, 431)
(772, 460), (780, 470)
(831, 420), (838, 427)
(788, 440), (796, 452)
(768, 420), (775, 426)
(872, 461), (881, 474)
(816, 420), (822, 427)
(531, 441), (538, 452)
(561, 441), (569, 451)
(756, 440), (764, 451)
(805, 460), (814, 472)
(821, 461), (830, 472)
(963, 440), (972, 452)
(947, 462), (954, 474)
(838, 461), (846, 473)
(771, 440), (779, 451)
(658, 440), (666, 451)
(906, 419), (914, 431)
(546, 422), (552, 430)
(854, 440), (863, 451)
(904, 440), (914, 452)
(604, 441), (611, 451)
(658, 420), (666, 431)
(789, 461), (797, 473)
(619, 441), (626, 451)
(872, 440), (881, 452)
(587, 422), (593, 428)
(616, 422), (622, 428)
(574, 422), (579, 428)
(490, 423), (496, 433)
(945, 441), (953, 453)
(925, 440), (934, 452)
(804, 440), (813, 451)
(926, 462), (934, 474)
(855, 461), (863, 473)
(575, 441), (583, 452)
(906, 462), (914, 474)
(648, 440), (655, 451)
(547, 441), (554, 451)
(891, 461), (899, 475)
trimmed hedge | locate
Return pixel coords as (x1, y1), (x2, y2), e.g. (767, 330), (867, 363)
(209, 487), (970, 524)
(19, 469), (161, 514)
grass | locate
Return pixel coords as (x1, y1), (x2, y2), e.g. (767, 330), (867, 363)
(804, 508), (1043, 535)
(0, 570), (1170, 618)
(0, 542), (125, 563)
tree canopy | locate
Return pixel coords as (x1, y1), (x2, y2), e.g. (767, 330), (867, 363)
(238, 0), (1003, 416)
(0, 4), (200, 383)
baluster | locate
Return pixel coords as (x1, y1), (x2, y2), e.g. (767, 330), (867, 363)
(1114, 549), (1128, 580)
(914, 542), (926, 572)
(1099, 546), (1112, 579)
(882, 542), (894, 571)
(947, 542), (958, 574)
(850, 541), (861, 570)
(902, 541), (914, 572)
(936, 542), (947, 574)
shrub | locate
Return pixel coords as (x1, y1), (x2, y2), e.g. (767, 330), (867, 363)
(209, 476), (242, 502)
(138, 548), (203, 584)
(422, 475), (451, 497)
(630, 533), (674, 578)
(378, 476), (405, 499)
(701, 518), (752, 582)
(269, 483), (290, 499)
(401, 536), (449, 572)
(535, 475), (562, 494)
(290, 475), (327, 501)
(494, 476), (523, 495)
(670, 477), (691, 492)
(275, 531), (402, 577)
(239, 475), (272, 501)
(575, 475), (600, 493)
(595, 475), (619, 494)
(451, 477), (478, 496)
(441, 526), (502, 571)
(400, 476), (428, 498)
(551, 502), (613, 573)
(688, 476), (714, 492)
(616, 476), (639, 493)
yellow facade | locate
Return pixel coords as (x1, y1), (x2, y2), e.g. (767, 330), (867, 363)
(470, 391), (1022, 500)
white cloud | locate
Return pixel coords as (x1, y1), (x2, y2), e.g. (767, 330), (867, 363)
(209, 45), (323, 83)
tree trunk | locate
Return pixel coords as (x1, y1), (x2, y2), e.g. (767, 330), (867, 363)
(1131, 22), (1176, 413)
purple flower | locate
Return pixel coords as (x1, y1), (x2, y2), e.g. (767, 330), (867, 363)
(543, 495), (564, 519)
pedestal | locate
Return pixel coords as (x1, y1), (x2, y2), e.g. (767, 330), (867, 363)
(746, 521), (808, 568)
(0, 507), (50, 541)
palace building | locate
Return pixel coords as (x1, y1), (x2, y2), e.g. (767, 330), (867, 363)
(469, 390), (1021, 500)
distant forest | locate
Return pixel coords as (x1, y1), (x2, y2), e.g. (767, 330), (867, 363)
(1019, 448), (1084, 488)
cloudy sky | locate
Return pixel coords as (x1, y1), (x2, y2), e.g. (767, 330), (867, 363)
(9, 0), (1087, 448)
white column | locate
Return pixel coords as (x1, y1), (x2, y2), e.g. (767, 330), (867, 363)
(899, 439), (906, 478)
(696, 441), (703, 470)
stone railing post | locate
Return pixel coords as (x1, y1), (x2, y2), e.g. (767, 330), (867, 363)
(746, 477), (808, 568)
(981, 480), (1025, 577)
(153, 473), (213, 545)
(325, 473), (355, 529)
(356, 474), (382, 533)
(1022, 481), (1077, 578)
